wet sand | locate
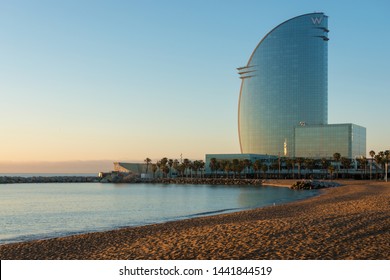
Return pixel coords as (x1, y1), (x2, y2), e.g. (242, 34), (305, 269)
(1, 180), (389, 260)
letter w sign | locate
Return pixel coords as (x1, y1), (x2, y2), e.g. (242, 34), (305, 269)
(311, 17), (323, 24)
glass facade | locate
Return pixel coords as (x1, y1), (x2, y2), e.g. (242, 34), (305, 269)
(294, 124), (366, 159)
(238, 13), (329, 157)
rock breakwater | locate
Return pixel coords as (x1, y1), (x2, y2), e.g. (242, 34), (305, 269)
(290, 180), (341, 190)
(148, 178), (264, 185)
(99, 174), (264, 185)
(0, 176), (100, 184)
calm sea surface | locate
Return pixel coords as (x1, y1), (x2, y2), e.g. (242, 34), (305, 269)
(0, 183), (319, 244)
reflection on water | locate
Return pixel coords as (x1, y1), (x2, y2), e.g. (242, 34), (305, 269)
(0, 183), (318, 244)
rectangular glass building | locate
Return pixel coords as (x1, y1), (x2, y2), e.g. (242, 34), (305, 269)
(294, 123), (366, 159)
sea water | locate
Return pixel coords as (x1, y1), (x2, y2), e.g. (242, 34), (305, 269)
(0, 183), (319, 244)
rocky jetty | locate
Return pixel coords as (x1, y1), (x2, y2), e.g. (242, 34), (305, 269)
(99, 174), (264, 185)
(0, 173), (264, 185)
(290, 180), (341, 190)
(0, 176), (100, 184)
(150, 178), (264, 185)
(0, 174), (344, 189)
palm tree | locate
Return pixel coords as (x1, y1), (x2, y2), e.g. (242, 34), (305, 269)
(218, 160), (226, 178)
(222, 160), (231, 178)
(289, 158), (296, 179)
(151, 163), (158, 178)
(188, 162), (194, 178)
(158, 158), (168, 178)
(199, 160), (205, 178)
(270, 161), (279, 178)
(378, 151), (385, 178)
(384, 150), (390, 181)
(243, 159), (252, 178)
(160, 157), (168, 166)
(362, 156), (368, 178)
(356, 156), (367, 179)
(183, 158), (191, 178)
(173, 159), (180, 177)
(305, 158), (315, 179)
(378, 151), (388, 178)
(285, 158), (293, 179)
(192, 160), (202, 178)
(156, 161), (161, 177)
(369, 150), (375, 180)
(253, 160), (262, 179)
(161, 165), (170, 178)
(209, 158), (218, 178)
(374, 152), (382, 179)
(374, 153), (383, 179)
(279, 157), (286, 179)
(295, 157), (304, 179)
(261, 163), (268, 179)
(341, 157), (352, 178)
(232, 159), (240, 178)
(328, 165), (335, 180)
(235, 160), (245, 178)
(321, 158), (330, 179)
(167, 159), (174, 178)
(333, 153), (341, 179)
(144, 158), (152, 174)
(176, 163), (186, 178)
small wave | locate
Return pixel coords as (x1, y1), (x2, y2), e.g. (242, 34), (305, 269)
(187, 208), (241, 217)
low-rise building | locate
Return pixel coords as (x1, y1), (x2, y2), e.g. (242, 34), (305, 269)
(294, 123), (366, 159)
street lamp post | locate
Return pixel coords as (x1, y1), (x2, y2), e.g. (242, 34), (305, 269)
(386, 150), (389, 183)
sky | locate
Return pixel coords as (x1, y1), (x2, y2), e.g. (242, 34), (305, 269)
(1, 0), (389, 172)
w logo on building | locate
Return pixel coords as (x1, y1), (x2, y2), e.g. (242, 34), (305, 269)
(311, 17), (323, 24)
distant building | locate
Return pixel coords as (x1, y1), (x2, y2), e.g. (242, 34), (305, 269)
(294, 124), (366, 159)
(113, 162), (174, 178)
(114, 162), (152, 175)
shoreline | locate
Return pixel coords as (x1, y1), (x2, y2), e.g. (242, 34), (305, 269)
(0, 175), (340, 189)
(0, 176), (264, 185)
(0, 180), (389, 259)
(0, 181), (319, 245)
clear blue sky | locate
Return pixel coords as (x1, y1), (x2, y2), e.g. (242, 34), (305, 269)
(1, 0), (389, 172)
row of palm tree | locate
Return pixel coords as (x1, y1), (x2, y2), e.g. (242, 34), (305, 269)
(209, 158), (269, 179)
(143, 149), (389, 180)
(208, 151), (388, 180)
(368, 150), (390, 179)
(144, 157), (205, 178)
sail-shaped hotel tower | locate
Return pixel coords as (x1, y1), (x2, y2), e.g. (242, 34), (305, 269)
(238, 13), (329, 157)
(205, 13), (365, 174)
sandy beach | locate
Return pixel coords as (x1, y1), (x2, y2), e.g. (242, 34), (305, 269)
(1, 180), (389, 260)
